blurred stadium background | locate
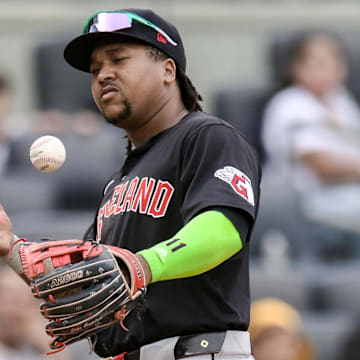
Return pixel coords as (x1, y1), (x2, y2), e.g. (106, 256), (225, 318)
(1, 1), (360, 359)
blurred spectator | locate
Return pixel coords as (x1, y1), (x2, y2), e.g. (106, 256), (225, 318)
(261, 31), (360, 252)
(262, 30), (360, 189)
(249, 298), (315, 360)
(0, 264), (72, 360)
(0, 75), (13, 175)
(249, 297), (302, 340)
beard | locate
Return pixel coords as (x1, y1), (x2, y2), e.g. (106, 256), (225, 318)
(103, 99), (132, 127)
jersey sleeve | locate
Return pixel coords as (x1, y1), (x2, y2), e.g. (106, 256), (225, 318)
(180, 123), (261, 223)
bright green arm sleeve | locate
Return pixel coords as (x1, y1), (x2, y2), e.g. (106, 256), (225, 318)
(138, 210), (242, 283)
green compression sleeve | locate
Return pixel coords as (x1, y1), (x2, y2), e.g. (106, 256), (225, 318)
(138, 210), (242, 283)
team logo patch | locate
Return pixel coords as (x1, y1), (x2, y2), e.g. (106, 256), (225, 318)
(214, 166), (255, 206)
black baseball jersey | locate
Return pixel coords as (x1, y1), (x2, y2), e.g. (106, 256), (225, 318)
(84, 111), (261, 357)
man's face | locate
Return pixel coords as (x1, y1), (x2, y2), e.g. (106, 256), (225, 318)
(90, 41), (166, 129)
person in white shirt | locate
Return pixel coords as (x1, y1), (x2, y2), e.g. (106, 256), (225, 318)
(262, 31), (360, 237)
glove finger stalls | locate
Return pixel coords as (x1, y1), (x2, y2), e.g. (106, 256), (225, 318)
(31, 255), (116, 298)
(46, 288), (129, 337)
(47, 312), (116, 337)
(48, 317), (118, 352)
(41, 273), (127, 318)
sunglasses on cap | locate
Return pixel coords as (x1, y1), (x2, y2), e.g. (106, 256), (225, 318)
(82, 11), (178, 47)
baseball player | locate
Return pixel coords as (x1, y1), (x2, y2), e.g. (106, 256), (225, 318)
(0, 8), (261, 360)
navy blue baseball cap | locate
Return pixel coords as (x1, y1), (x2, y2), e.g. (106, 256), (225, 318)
(64, 9), (186, 72)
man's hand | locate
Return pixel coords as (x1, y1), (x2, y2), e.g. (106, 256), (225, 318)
(0, 202), (13, 256)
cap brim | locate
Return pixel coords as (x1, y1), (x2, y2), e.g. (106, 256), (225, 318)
(64, 32), (148, 72)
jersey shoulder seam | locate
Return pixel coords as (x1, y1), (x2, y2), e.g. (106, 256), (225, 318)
(184, 113), (254, 151)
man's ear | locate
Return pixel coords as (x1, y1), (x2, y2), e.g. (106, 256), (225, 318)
(163, 58), (177, 84)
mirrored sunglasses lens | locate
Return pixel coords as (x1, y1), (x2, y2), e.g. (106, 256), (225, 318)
(89, 13), (132, 33)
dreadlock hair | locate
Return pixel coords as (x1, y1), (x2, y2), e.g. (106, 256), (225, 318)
(146, 46), (203, 111)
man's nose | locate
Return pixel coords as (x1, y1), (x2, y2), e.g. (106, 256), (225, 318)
(98, 66), (116, 82)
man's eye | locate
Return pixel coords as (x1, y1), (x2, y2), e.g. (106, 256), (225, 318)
(114, 57), (128, 63)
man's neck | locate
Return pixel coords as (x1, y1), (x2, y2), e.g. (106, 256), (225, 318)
(127, 101), (189, 148)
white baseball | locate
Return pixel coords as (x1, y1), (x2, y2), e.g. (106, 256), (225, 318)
(29, 135), (66, 172)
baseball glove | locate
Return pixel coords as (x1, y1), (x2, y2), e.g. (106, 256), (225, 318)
(6, 238), (147, 354)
